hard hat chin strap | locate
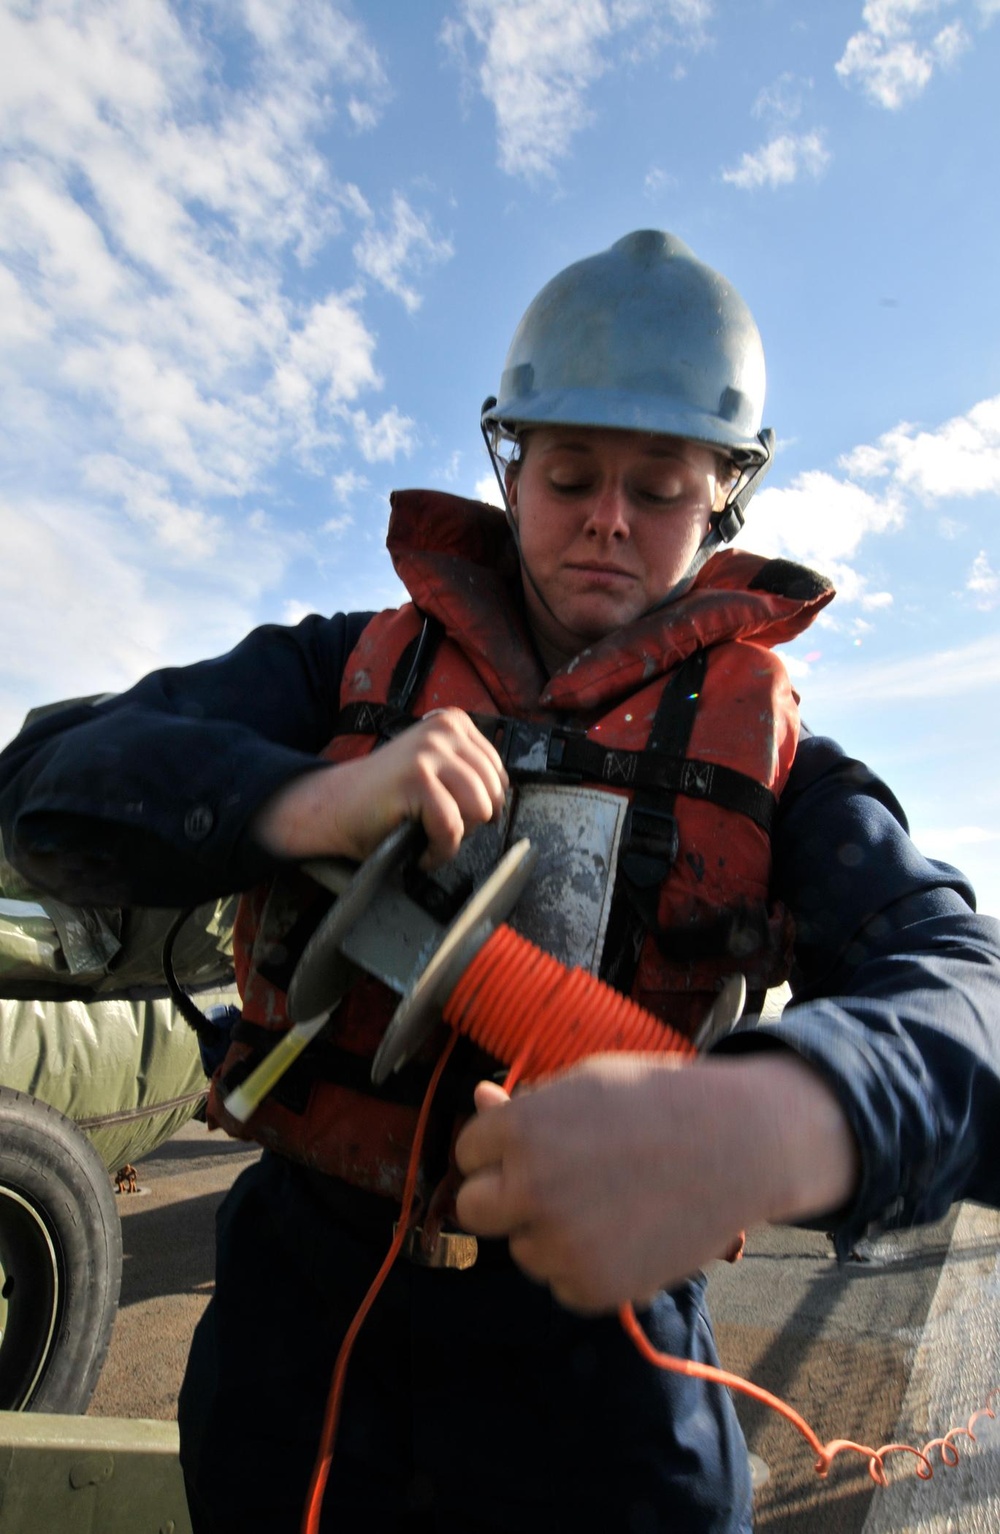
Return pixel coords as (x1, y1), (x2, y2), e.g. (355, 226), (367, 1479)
(646, 427), (776, 613)
(715, 427), (775, 544)
(480, 397), (515, 520)
(480, 399), (569, 637)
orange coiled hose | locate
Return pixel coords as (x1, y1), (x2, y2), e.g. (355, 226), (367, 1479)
(443, 923), (696, 1081)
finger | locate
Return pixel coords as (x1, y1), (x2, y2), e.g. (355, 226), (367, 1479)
(460, 731), (509, 811)
(409, 775), (470, 866)
(406, 744), (507, 866)
(508, 1230), (654, 1316)
(428, 707), (507, 774)
(454, 1081), (512, 1175)
(419, 710), (508, 809)
(473, 1079), (510, 1112)
(504, 1229), (606, 1314)
(454, 1167), (525, 1238)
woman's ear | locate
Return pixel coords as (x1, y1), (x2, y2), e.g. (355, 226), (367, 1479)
(505, 466), (520, 523)
(713, 458), (740, 514)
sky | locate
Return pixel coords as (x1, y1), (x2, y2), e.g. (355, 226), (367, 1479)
(1, 0), (998, 914)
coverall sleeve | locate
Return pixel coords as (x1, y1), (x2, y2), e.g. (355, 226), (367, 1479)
(0, 612), (372, 907)
(724, 733), (1000, 1254)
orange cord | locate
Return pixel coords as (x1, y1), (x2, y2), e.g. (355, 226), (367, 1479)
(448, 927), (1000, 1489)
(619, 1306), (1000, 1485)
(300, 1033), (458, 1534)
(301, 922), (995, 1529)
(443, 923), (696, 1081)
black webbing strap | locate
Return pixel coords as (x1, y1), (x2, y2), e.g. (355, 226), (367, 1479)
(330, 638), (780, 1000)
(330, 613), (445, 748)
(333, 693), (775, 833)
(387, 614), (443, 712)
(622, 648), (708, 880)
(598, 650), (706, 992)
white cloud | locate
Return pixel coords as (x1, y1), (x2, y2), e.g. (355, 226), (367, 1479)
(0, 0), (414, 506)
(323, 513), (355, 536)
(81, 455), (223, 563)
(475, 472), (506, 507)
(747, 470), (903, 597)
(331, 470), (370, 504)
(835, 1), (976, 108)
(0, 3), (459, 740)
(840, 395), (1000, 500)
(802, 632), (1000, 707)
(915, 825), (1000, 851)
(442, 0), (711, 180)
(353, 194), (454, 312)
(63, 339), (268, 497)
(282, 599), (317, 626)
(280, 293), (383, 411)
(749, 392), (1000, 609)
(722, 130), (831, 190)
(751, 72), (810, 123)
(643, 165), (679, 197)
(966, 551), (1000, 610)
(350, 407), (418, 464)
(0, 490), (298, 749)
(0, 264), (51, 346)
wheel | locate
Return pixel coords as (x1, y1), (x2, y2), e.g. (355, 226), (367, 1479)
(0, 1086), (123, 1411)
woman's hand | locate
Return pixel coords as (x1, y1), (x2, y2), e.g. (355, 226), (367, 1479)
(455, 1050), (860, 1313)
(252, 707), (508, 868)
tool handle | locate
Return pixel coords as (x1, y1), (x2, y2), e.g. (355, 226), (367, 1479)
(223, 1014), (328, 1124)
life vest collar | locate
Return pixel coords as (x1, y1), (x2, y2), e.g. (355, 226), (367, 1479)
(386, 489), (835, 714)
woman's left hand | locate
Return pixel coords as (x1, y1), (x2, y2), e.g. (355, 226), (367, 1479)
(455, 1050), (859, 1313)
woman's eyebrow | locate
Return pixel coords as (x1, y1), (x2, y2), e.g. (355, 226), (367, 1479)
(538, 441), (687, 462)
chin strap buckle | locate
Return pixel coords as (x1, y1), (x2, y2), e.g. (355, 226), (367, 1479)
(716, 426), (776, 544)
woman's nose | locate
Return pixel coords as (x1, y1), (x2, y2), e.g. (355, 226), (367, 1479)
(584, 482), (630, 538)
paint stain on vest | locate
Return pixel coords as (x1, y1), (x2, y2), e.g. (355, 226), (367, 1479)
(686, 850), (706, 883)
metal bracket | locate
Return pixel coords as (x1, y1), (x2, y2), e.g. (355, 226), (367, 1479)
(287, 822), (537, 1085)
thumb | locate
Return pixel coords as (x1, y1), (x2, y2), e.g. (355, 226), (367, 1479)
(473, 1079), (510, 1113)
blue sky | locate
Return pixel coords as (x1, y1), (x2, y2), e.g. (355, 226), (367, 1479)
(1, 0), (998, 913)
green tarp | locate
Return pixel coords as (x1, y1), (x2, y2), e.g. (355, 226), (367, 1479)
(0, 845), (237, 1004)
(0, 795), (239, 1170)
(0, 990), (229, 1171)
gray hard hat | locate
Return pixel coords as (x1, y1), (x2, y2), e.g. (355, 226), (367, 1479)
(482, 229), (769, 470)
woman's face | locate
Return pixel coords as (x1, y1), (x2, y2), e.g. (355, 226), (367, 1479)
(506, 426), (726, 668)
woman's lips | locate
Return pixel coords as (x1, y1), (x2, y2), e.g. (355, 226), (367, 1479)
(566, 562), (635, 584)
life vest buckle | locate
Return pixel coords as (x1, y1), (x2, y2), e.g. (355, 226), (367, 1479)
(620, 802), (679, 882)
(494, 718), (570, 776)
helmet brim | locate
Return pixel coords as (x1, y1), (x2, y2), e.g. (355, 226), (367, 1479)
(482, 388), (769, 469)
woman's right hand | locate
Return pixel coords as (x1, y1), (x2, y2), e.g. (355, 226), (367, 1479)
(251, 707), (508, 869)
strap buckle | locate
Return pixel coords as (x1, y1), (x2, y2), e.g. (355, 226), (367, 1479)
(393, 1222), (479, 1270)
(619, 802), (679, 889)
(502, 720), (562, 774)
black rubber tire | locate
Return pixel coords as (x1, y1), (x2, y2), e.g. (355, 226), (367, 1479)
(0, 1086), (123, 1411)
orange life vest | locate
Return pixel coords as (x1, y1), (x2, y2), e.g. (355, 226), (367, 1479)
(207, 490), (833, 1200)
